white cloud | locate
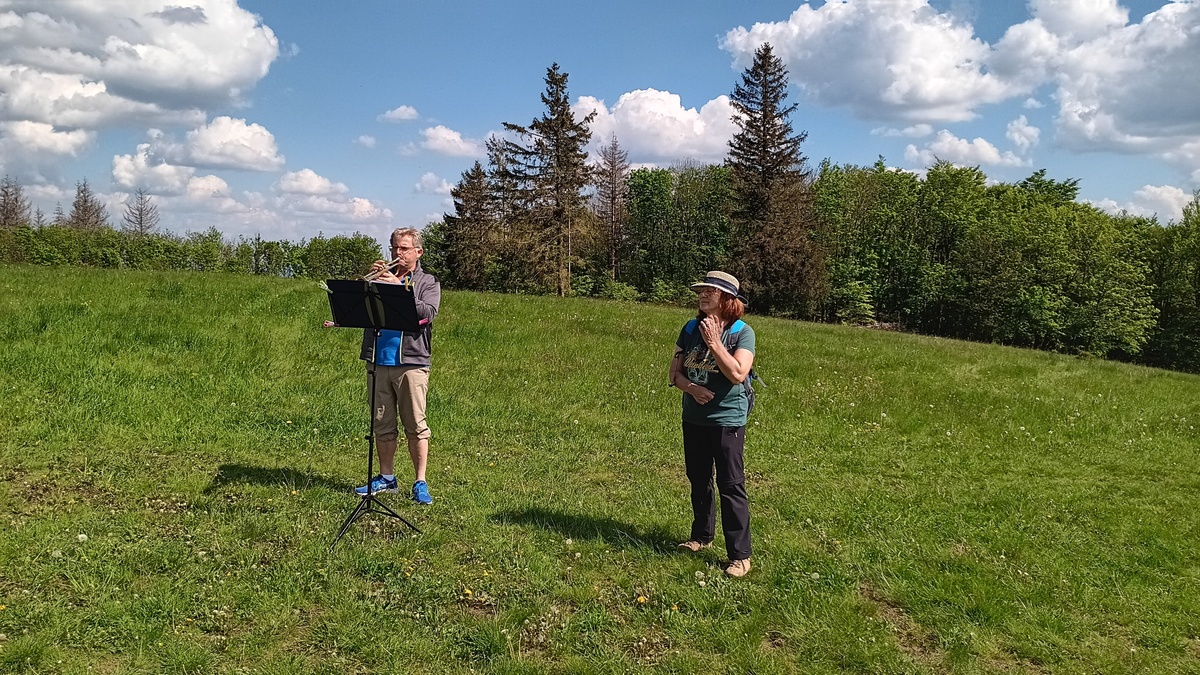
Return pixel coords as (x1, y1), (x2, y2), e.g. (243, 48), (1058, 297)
(414, 172), (452, 195)
(1028, 0), (1128, 43)
(419, 125), (484, 157)
(576, 89), (737, 164)
(111, 142), (195, 194)
(356, 135), (376, 149)
(276, 169), (349, 196)
(0, 120), (94, 156)
(183, 117), (284, 171)
(1023, 98), (1045, 109)
(124, 118), (283, 173)
(904, 129), (1029, 168)
(0, 1), (277, 122)
(1091, 184), (1194, 223)
(1004, 1), (1200, 183)
(379, 105), (419, 122)
(721, 1), (1031, 122)
(1006, 115), (1040, 154)
(871, 124), (933, 138)
(718, 0), (1200, 186)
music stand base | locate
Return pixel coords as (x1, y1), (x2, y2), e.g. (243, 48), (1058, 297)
(330, 493), (422, 552)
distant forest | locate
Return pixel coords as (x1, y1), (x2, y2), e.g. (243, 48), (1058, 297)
(2, 44), (1198, 373)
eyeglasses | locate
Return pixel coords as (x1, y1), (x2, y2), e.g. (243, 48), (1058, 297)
(391, 245), (418, 253)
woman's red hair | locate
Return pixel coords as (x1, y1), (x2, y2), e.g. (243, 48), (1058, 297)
(697, 291), (745, 323)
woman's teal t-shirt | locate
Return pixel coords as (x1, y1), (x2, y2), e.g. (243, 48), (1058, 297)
(676, 320), (756, 427)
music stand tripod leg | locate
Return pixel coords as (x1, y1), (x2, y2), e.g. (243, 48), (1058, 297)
(330, 328), (421, 553)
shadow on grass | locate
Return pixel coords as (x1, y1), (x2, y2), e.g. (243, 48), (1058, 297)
(203, 463), (352, 494)
(491, 506), (677, 554)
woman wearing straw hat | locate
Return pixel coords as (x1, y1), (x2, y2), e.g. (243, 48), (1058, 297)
(668, 271), (756, 578)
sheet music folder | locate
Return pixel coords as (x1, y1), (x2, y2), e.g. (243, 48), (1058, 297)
(325, 279), (421, 332)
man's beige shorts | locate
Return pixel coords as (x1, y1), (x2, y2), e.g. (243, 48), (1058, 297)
(370, 365), (430, 443)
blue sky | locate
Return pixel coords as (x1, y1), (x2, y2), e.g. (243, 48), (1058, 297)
(1, 0), (1197, 249)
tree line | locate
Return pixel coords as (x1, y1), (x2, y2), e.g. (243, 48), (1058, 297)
(424, 44), (1200, 373)
(1, 44), (1197, 373)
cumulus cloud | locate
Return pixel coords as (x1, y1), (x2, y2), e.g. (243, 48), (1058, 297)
(136, 117), (284, 172)
(419, 125), (484, 157)
(575, 89), (738, 164)
(379, 105), (419, 122)
(276, 169), (349, 196)
(414, 172), (452, 195)
(720, 0), (1200, 186)
(0, 0), (278, 118)
(721, 0), (1030, 122)
(1091, 184), (1194, 223)
(871, 124), (934, 138)
(112, 142), (196, 194)
(1006, 115), (1040, 154)
(0, 120), (94, 156)
(1050, 3), (1200, 147)
(904, 129), (1029, 168)
(184, 117), (284, 170)
(356, 135), (376, 149)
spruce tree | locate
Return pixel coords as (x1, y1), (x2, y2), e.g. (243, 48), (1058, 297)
(494, 63), (595, 295)
(592, 134), (631, 280)
(443, 161), (493, 290)
(68, 178), (109, 230)
(121, 187), (159, 236)
(0, 175), (32, 228)
(726, 43), (826, 317)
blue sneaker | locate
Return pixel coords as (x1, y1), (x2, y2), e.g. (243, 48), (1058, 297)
(412, 480), (433, 505)
(354, 474), (398, 496)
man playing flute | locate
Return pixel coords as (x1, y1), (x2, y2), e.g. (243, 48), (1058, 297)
(355, 227), (441, 504)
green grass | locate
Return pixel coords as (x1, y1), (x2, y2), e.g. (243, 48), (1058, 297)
(2, 263), (1199, 674)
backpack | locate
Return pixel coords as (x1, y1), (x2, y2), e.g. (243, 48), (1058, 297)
(684, 319), (765, 415)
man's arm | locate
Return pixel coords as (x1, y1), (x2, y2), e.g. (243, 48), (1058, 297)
(415, 275), (440, 322)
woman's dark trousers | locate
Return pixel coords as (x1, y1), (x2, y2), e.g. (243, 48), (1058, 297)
(682, 421), (751, 560)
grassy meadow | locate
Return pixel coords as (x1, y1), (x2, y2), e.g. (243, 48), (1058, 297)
(1, 264), (1199, 674)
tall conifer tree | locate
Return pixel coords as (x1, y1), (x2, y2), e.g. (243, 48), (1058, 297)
(494, 63), (595, 295)
(121, 187), (159, 236)
(0, 175), (32, 228)
(68, 178), (109, 230)
(592, 134), (631, 280)
(726, 43), (826, 317)
(443, 161), (493, 290)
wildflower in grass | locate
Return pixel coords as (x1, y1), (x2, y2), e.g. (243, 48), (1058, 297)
(77, 533), (87, 542)
(0, 604), (6, 611)
(464, 588), (473, 597)
(637, 595), (647, 604)
(51, 550), (62, 558)
(671, 604), (678, 611)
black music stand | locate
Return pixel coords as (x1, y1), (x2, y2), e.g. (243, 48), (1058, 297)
(325, 279), (423, 550)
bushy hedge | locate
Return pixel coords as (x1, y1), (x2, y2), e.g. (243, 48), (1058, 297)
(0, 225), (382, 280)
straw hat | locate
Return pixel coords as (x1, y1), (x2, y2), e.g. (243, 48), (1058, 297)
(689, 271), (748, 304)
